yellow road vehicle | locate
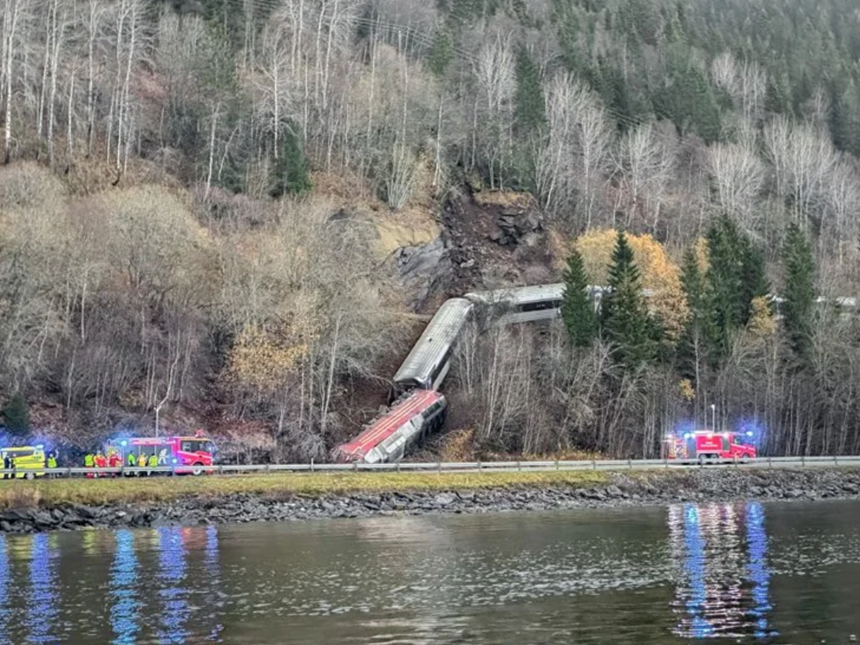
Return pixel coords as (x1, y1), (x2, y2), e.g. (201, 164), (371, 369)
(1, 446), (47, 479)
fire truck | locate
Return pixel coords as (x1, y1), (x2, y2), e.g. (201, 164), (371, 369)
(663, 430), (757, 462)
(106, 431), (216, 474)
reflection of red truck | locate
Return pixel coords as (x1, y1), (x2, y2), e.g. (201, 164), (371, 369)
(664, 430), (756, 461)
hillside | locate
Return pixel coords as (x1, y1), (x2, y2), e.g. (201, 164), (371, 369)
(1, 0), (860, 459)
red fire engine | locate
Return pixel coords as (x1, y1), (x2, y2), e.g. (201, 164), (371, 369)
(663, 430), (756, 462)
(107, 431), (216, 474)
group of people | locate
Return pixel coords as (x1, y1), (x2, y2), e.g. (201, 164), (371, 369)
(82, 449), (165, 477)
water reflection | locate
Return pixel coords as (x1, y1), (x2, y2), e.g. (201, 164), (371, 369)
(204, 526), (225, 642)
(110, 530), (139, 644)
(0, 535), (8, 636)
(156, 527), (190, 643)
(669, 502), (777, 640)
(28, 533), (59, 644)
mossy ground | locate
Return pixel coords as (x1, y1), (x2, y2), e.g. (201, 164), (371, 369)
(0, 470), (616, 509)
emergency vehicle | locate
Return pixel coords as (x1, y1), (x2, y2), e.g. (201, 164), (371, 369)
(663, 430), (757, 462)
(0, 445), (47, 479)
(106, 431), (215, 474)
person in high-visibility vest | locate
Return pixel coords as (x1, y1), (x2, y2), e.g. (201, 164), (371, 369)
(126, 451), (136, 476)
(84, 453), (95, 479)
(147, 453), (158, 476)
(47, 453), (58, 479)
(138, 453), (148, 477)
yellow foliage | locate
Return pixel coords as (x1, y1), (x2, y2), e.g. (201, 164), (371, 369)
(570, 229), (690, 340)
(473, 190), (534, 209)
(439, 427), (477, 462)
(747, 296), (776, 338)
(693, 237), (710, 274)
(679, 379), (695, 402)
(226, 296), (323, 394)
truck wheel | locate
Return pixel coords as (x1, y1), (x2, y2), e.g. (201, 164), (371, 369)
(191, 463), (204, 476)
(25, 472), (34, 480)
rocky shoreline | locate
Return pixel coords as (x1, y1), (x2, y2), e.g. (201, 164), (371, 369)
(2, 468), (860, 534)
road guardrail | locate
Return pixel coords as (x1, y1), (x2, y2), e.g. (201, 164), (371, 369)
(2, 455), (860, 480)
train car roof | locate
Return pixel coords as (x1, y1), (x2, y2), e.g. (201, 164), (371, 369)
(337, 390), (444, 458)
(465, 283), (564, 305)
(393, 298), (473, 382)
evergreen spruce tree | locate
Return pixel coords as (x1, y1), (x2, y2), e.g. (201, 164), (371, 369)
(601, 231), (657, 368)
(561, 248), (597, 347)
(0, 394), (30, 439)
(705, 215), (770, 357)
(781, 222), (816, 358)
(739, 238), (771, 325)
(428, 27), (454, 77)
(514, 46), (546, 136)
(270, 128), (312, 198)
(678, 246), (714, 382)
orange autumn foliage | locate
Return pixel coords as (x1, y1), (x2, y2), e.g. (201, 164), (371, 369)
(569, 229), (690, 341)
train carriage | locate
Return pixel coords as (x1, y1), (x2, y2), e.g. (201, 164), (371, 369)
(392, 298), (474, 392)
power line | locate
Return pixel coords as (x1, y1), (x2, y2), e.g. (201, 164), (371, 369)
(220, 0), (652, 131)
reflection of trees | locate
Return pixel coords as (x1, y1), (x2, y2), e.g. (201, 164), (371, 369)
(0, 536), (7, 636)
(668, 502), (777, 640)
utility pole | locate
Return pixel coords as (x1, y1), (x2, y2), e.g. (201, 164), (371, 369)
(711, 404), (716, 431)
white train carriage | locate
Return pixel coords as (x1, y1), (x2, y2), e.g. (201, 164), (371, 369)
(392, 297), (474, 392)
(465, 283), (565, 324)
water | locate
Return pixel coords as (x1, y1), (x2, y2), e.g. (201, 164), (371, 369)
(0, 501), (859, 644)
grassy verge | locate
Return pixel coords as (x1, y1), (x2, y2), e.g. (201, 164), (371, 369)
(0, 470), (615, 509)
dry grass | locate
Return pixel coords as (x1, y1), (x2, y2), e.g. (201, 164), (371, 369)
(0, 470), (612, 509)
(473, 190), (535, 209)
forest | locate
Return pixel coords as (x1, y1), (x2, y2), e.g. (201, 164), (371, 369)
(1, 0), (860, 459)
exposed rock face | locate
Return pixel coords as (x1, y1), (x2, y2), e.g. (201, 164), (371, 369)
(394, 237), (453, 308)
(3, 468), (860, 534)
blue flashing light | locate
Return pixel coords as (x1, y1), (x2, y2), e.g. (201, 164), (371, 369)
(683, 433), (692, 440)
(746, 431), (754, 437)
(35, 444), (44, 450)
(172, 459), (178, 465)
(120, 440), (128, 447)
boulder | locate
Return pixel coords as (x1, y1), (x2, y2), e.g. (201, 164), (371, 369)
(433, 493), (456, 507)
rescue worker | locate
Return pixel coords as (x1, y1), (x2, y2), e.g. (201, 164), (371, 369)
(126, 451), (136, 476)
(47, 452), (58, 479)
(147, 452), (159, 476)
(107, 451), (121, 477)
(138, 452), (148, 477)
(2, 453), (10, 480)
(84, 452), (95, 479)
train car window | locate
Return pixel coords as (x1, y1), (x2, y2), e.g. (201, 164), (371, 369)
(520, 301), (557, 312)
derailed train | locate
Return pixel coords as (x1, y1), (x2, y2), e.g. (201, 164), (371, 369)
(333, 284), (574, 463)
(333, 284), (858, 464)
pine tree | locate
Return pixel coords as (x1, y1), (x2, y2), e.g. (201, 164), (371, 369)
(601, 230), (657, 368)
(270, 128), (312, 198)
(781, 222), (816, 358)
(561, 248), (597, 347)
(514, 46), (546, 136)
(705, 215), (770, 357)
(678, 246), (714, 382)
(1, 394), (30, 439)
(428, 27), (454, 77)
(739, 238), (771, 325)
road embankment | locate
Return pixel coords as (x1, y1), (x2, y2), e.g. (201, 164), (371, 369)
(1, 467), (858, 533)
